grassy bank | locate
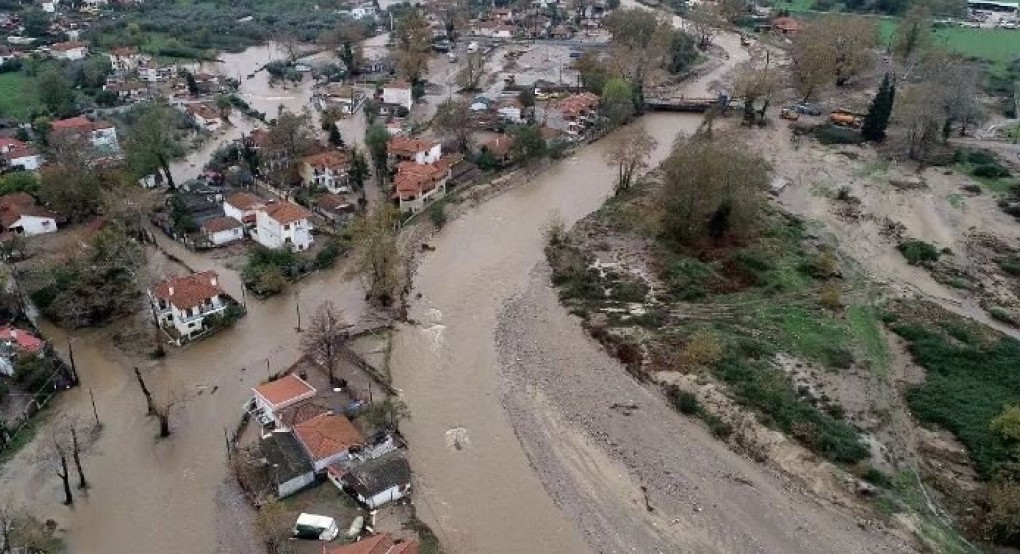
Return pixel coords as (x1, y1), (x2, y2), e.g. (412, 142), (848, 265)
(0, 72), (42, 121)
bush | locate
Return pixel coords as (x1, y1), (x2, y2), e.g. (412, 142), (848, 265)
(667, 386), (700, 415)
(973, 163), (1012, 178)
(814, 126), (865, 145)
(314, 239), (344, 269)
(955, 148), (998, 166)
(428, 202), (446, 229)
(664, 258), (716, 300)
(1000, 257), (1020, 277)
(898, 239), (941, 266)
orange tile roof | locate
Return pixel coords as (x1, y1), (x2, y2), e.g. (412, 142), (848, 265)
(393, 160), (448, 198)
(292, 413), (363, 461)
(224, 191), (265, 211)
(253, 374), (317, 408)
(316, 193), (355, 212)
(327, 533), (419, 554)
(51, 116), (114, 133)
(200, 216), (243, 234)
(387, 136), (439, 158)
(0, 193), (56, 229)
(303, 150), (350, 171)
(261, 201), (313, 225)
(51, 41), (88, 52)
(558, 92), (600, 118)
(186, 103), (220, 121)
(150, 270), (224, 311)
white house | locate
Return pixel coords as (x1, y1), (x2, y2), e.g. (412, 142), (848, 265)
(0, 138), (42, 171)
(332, 451), (412, 509)
(200, 216), (244, 246)
(186, 103), (222, 131)
(50, 116), (119, 150)
(381, 81), (413, 111)
(0, 193), (57, 236)
(300, 150), (350, 194)
(107, 46), (140, 72)
(254, 201), (314, 252)
(41, 0), (58, 13)
(249, 373), (317, 428)
(351, 4), (377, 18)
(148, 270), (230, 344)
(223, 191), (266, 227)
(387, 136), (441, 165)
(137, 58), (175, 82)
(292, 413), (364, 473)
(49, 41), (88, 61)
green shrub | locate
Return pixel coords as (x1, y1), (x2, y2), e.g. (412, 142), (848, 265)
(1000, 257), (1020, 277)
(665, 258), (716, 300)
(815, 126), (865, 145)
(666, 386), (700, 415)
(973, 163), (1011, 178)
(898, 240), (941, 266)
(955, 149), (998, 166)
(428, 202), (447, 229)
(862, 466), (891, 487)
(314, 239), (344, 269)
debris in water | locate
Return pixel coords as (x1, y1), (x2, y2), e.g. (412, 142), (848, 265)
(445, 427), (470, 451)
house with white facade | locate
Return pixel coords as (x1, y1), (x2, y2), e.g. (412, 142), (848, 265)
(254, 201), (314, 252)
(50, 116), (119, 150)
(137, 58), (175, 82)
(381, 81), (413, 111)
(0, 138), (42, 171)
(332, 450), (412, 509)
(387, 136), (441, 165)
(292, 413), (364, 473)
(186, 103), (222, 131)
(148, 270), (230, 344)
(249, 373), (318, 428)
(0, 193), (57, 236)
(300, 150), (350, 193)
(223, 191), (266, 227)
(351, 4), (377, 19)
(200, 216), (244, 246)
(392, 155), (459, 214)
(107, 46), (140, 72)
(49, 41), (89, 61)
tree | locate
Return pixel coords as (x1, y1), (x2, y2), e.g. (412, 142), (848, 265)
(605, 125), (656, 193)
(362, 398), (411, 432)
(432, 98), (473, 152)
(328, 124), (344, 147)
(263, 109), (315, 188)
(0, 172), (39, 196)
(348, 206), (402, 306)
(600, 77), (634, 129)
(518, 88), (536, 108)
(349, 146), (370, 190)
(134, 366), (155, 415)
(732, 60), (781, 125)
(52, 439), (73, 505)
(510, 124), (547, 165)
(862, 73), (896, 141)
(603, 8), (672, 103)
(125, 103), (186, 190)
(21, 9), (49, 37)
(687, 4), (721, 48)
(792, 16), (876, 89)
(38, 135), (103, 222)
(365, 123), (390, 186)
(182, 70), (200, 96)
(255, 500), (293, 554)
(151, 392), (185, 438)
(214, 94), (234, 120)
(69, 425), (88, 490)
(659, 136), (771, 245)
(992, 406), (1020, 442)
(573, 51), (615, 94)
(666, 29), (699, 76)
(456, 53), (486, 91)
(892, 4), (932, 62)
(394, 9), (432, 81)
(37, 70), (74, 117)
(301, 301), (350, 385)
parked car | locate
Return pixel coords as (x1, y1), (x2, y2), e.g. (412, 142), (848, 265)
(780, 107), (800, 120)
(795, 103), (823, 116)
(293, 513), (340, 541)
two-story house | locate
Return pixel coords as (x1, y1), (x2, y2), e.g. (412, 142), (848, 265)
(137, 58), (175, 82)
(50, 116), (119, 151)
(149, 270), (229, 344)
(223, 191), (267, 227)
(387, 136), (441, 166)
(50, 41), (89, 61)
(255, 201), (314, 252)
(392, 154), (460, 213)
(300, 151), (350, 194)
(539, 92), (600, 136)
(185, 103), (222, 131)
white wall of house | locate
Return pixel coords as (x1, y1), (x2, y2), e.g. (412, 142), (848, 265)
(89, 127), (118, 148)
(382, 86), (412, 110)
(414, 143), (443, 165)
(310, 450), (353, 474)
(223, 202), (254, 223)
(497, 106), (522, 122)
(194, 114), (222, 131)
(8, 215), (56, 236)
(278, 471), (316, 498)
(360, 484), (410, 509)
(399, 179), (447, 214)
(208, 226), (243, 246)
(8, 154), (41, 171)
(151, 294), (227, 343)
(54, 47), (88, 61)
(255, 211), (313, 252)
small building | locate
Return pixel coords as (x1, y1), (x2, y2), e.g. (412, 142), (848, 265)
(0, 193), (57, 236)
(186, 103), (222, 131)
(254, 201), (314, 252)
(50, 41), (89, 61)
(200, 215), (244, 246)
(315, 83), (362, 114)
(482, 135), (514, 166)
(0, 138), (42, 171)
(103, 80), (148, 101)
(387, 136), (441, 165)
(292, 412), (364, 473)
(541, 92), (599, 136)
(148, 270), (230, 344)
(393, 158), (451, 213)
(381, 81), (413, 111)
(496, 98), (524, 123)
(326, 533), (419, 554)
(333, 450), (412, 509)
(301, 150), (351, 193)
(223, 191), (266, 227)
(314, 193), (357, 225)
(0, 325), (44, 355)
(261, 430), (317, 498)
(50, 116), (119, 150)
(138, 58), (175, 82)
(107, 46), (140, 72)
(772, 16), (802, 35)
(250, 373), (318, 428)
(351, 4), (377, 19)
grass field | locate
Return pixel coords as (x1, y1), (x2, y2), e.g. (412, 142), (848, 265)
(0, 72), (41, 122)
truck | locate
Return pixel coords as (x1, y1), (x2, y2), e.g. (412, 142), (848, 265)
(829, 110), (863, 128)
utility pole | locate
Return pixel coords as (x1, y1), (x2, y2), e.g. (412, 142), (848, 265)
(89, 388), (100, 427)
(66, 336), (79, 386)
(294, 291), (302, 332)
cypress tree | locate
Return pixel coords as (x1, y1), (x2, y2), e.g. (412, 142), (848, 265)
(862, 73), (896, 142)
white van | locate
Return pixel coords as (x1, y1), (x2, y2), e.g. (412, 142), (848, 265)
(467, 41), (479, 54)
(292, 513), (340, 541)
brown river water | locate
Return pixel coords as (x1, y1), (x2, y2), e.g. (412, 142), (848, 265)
(0, 14), (744, 553)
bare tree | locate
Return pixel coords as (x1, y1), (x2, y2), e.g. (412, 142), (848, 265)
(394, 9), (432, 81)
(791, 15), (876, 88)
(348, 206), (403, 306)
(732, 58), (781, 125)
(603, 8), (673, 95)
(52, 439), (73, 505)
(300, 301), (351, 385)
(455, 53), (486, 91)
(687, 4), (720, 48)
(151, 390), (186, 439)
(255, 499), (295, 554)
(432, 98), (474, 152)
(604, 126), (657, 194)
(69, 425), (87, 490)
(134, 366), (155, 415)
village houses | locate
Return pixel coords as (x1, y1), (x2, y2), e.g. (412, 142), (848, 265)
(381, 81), (413, 111)
(199, 215), (245, 247)
(0, 138), (42, 171)
(254, 201), (314, 252)
(49, 40), (88, 61)
(301, 150), (351, 194)
(292, 412), (364, 473)
(50, 116), (119, 151)
(148, 270), (232, 344)
(538, 92), (600, 136)
(0, 193), (57, 236)
(223, 191), (266, 228)
(107, 46), (141, 72)
(250, 373), (318, 428)
(185, 103), (223, 131)
(387, 136), (441, 166)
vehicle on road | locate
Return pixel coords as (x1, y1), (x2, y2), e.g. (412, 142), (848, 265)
(795, 103), (823, 116)
(780, 107), (800, 120)
(292, 513), (340, 541)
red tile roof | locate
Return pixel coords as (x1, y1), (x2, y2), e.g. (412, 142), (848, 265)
(150, 270), (224, 311)
(0, 137), (26, 152)
(292, 413), (364, 461)
(186, 103), (220, 121)
(0, 326), (44, 353)
(772, 17), (802, 33)
(558, 92), (599, 118)
(303, 150), (350, 171)
(253, 374), (317, 408)
(327, 534), (419, 554)
(387, 136), (439, 158)
(484, 135), (514, 157)
(315, 193), (355, 213)
(51, 41), (88, 52)
(224, 191), (265, 212)
(51, 116), (114, 133)
(261, 201), (312, 226)
(393, 160), (448, 199)
(0, 193), (56, 229)
(200, 215), (243, 234)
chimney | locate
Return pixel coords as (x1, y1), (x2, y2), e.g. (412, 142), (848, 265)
(168, 285), (174, 296)
(210, 275), (218, 287)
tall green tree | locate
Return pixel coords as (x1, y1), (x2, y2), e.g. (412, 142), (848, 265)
(37, 70), (74, 117)
(600, 77), (634, 129)
(862, 73), (896, 142)
(365, 123), (390, 186)
(349, 146), (370, 190)
(125, 103), (186, 190)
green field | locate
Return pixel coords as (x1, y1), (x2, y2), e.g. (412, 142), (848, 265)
(0, 72), (41, 122)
